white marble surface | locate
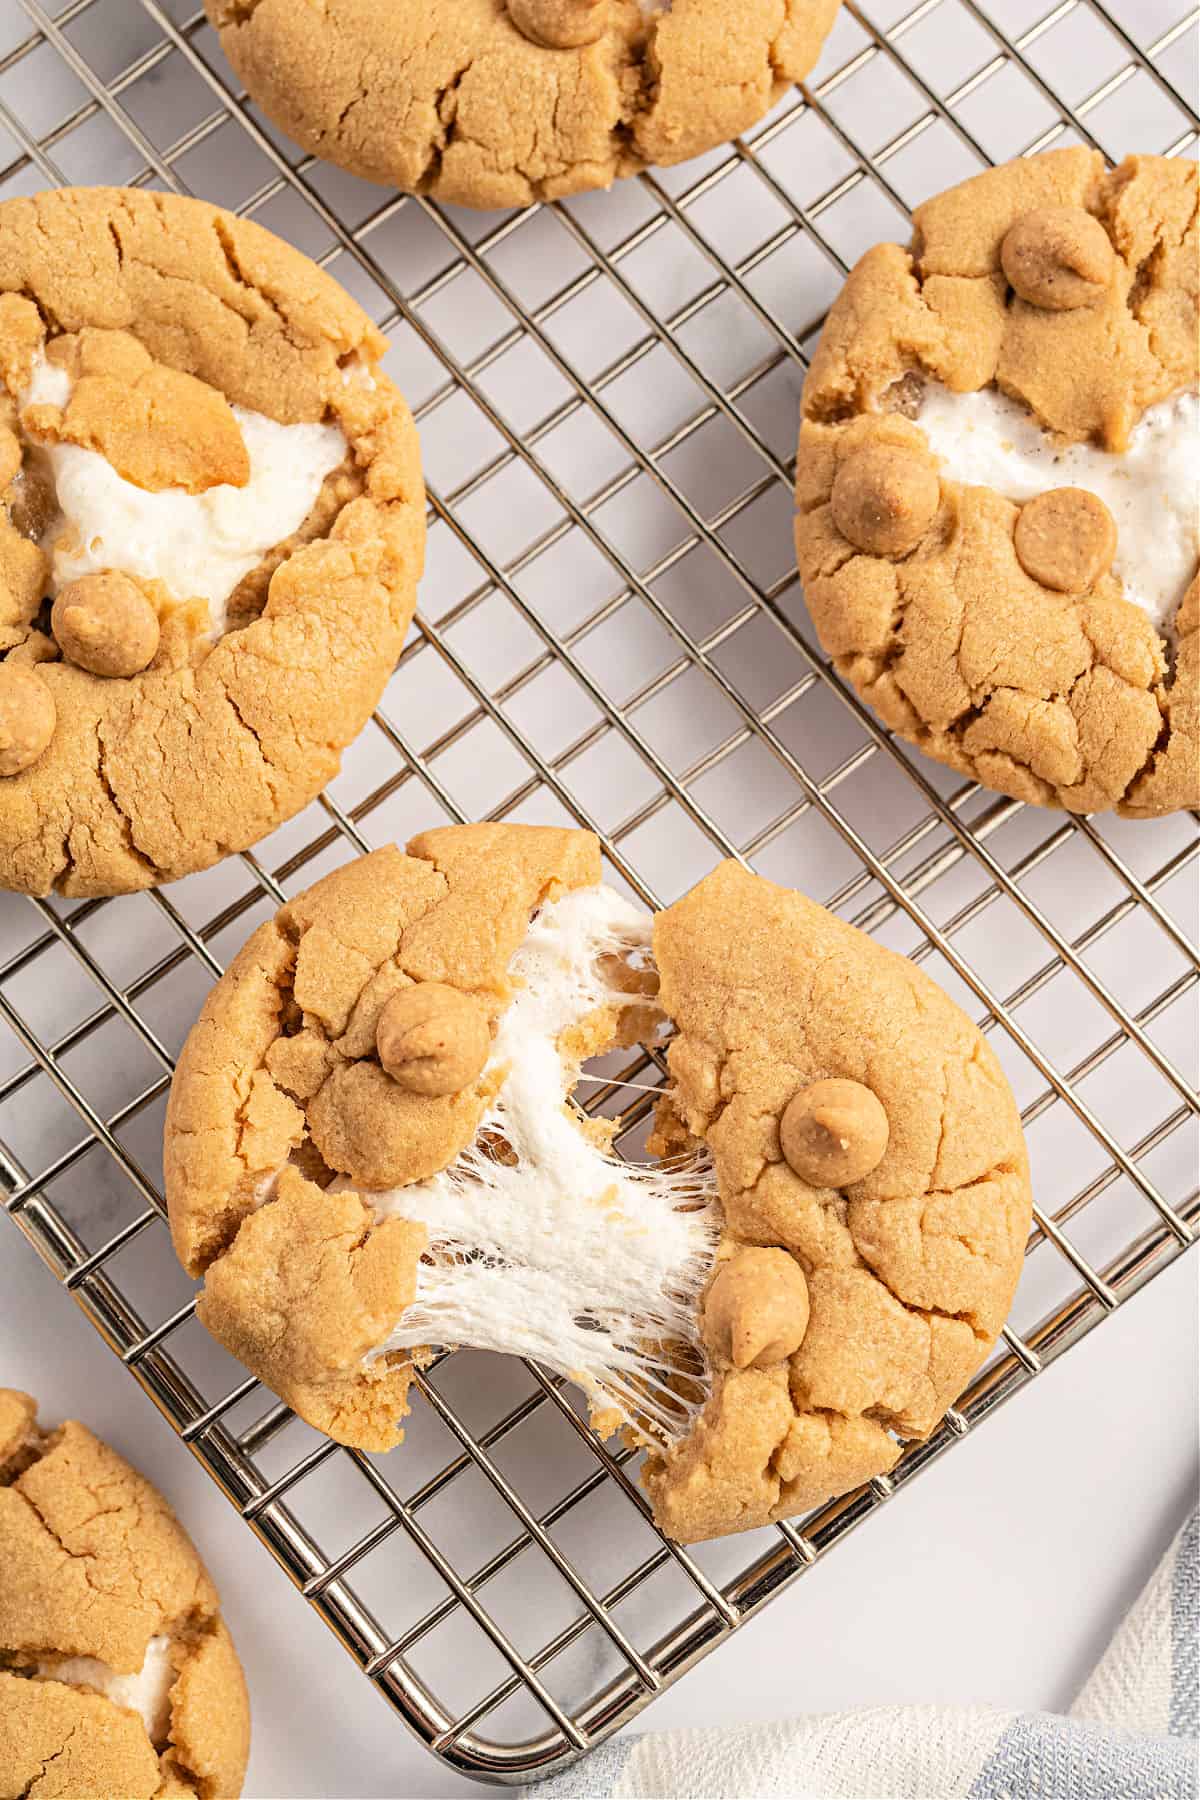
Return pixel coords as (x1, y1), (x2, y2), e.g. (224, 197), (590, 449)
(1, 1234), (1194, 1799)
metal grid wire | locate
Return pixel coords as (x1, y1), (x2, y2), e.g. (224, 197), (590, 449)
(0, 0), (1197, 1783)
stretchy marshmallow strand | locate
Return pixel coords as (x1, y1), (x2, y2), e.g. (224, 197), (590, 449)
(366, 887), (723, 1442)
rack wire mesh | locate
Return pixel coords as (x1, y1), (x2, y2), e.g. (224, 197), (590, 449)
(0, 0), (1197, 1784)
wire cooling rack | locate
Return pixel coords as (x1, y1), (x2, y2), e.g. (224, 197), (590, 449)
(0, 0), (1197, 1785)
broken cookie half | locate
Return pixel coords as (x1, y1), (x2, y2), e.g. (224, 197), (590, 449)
(796, 148), (1199, 818)
(0, 186), (426, 897)
(0, 1388), (250, 1800)
(164, 824), (1032, 1544)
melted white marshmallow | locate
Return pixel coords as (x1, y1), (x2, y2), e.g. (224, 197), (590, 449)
(23, 353), (347, 635)
(915, 381), (1199, 633)
(368, 885), (720, 1441)
(36, 1635), (175, 1746)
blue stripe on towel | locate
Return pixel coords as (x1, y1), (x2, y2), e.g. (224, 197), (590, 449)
(967, 1714), (1196, 1800)
(1170, 1509), (1198, 1740)
(532, 1741), (626, 1798)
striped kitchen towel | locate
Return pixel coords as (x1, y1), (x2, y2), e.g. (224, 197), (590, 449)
(525, 1511), (1198, 1799)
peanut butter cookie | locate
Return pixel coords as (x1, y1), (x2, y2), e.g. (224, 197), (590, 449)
(164, 826), (1032, 1544)
(204, 0), (842, 210)
(0, 1388), (249, 1799)
(795, 149), (1199, 818)
(0, 187), (425, 896)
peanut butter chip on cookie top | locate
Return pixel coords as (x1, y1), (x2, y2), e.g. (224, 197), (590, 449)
(780, 1078), (890, 1189)
(376, 982), (491, 1097)
(1000, 205), (1116, 311)
(51, 572), (161, 678)
(831, 442), (940, 556)
(704, 1248), (811, 1372)
(508, 0), (607, 48)
(1014, 487), (1119, 594)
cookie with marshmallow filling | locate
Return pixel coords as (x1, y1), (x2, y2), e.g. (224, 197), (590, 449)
(795, 149), (1199, 818)
(0, 186), (425, 896)
(164, 824), (1032, 1543)
(203, 0), (842, 210)
(0, 1388), (249, 1800)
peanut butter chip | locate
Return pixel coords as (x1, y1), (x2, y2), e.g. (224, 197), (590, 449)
(831, 443), (940, 556)
(1013, 486), (1118, 594)
(780, 1078), (890, 1188)
(51, 573), (161, 679)
(703, 1248), (811, 1371)
(507, 0), (607, 47)
(1000, 206), (1115, 311)
(376, 982), (490, 1096)
(0, 662), (55, 776)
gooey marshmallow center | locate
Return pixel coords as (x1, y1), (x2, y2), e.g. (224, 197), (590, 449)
(23, 353), (347, 636)
(915, 381), (1199, 633)
(367, 885), (721, 1441)
(35, 1634), (175, 1746)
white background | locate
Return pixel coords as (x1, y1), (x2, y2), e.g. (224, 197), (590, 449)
(1, 1239), (1194, 1799)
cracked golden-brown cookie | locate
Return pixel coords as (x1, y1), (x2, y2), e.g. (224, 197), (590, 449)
(204, 0), (842, 209)
(164, 825), (1031, 1543)
(795, 149), (1199, 818)
(0, 1388), (249, 1799)
(0, 186), (425, 896)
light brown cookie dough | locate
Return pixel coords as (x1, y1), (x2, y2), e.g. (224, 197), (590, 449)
(204, 0), (842, 210)
(795, 150), (1199, 818)
(164, 826), (1031, 1543)
(0, 187), (425, 897)
(0, 1389), (249, 1799)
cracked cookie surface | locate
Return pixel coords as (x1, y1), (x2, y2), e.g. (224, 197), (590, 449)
(204, 0), (842, 209)
(0, 187), (425, 897)
(0, 1388), (249, 1800)
(164, 825), (1031, 1543)
(795, 149), (1199, 818)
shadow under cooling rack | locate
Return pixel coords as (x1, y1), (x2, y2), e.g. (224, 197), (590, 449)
(0, 0), (1198, 1783)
